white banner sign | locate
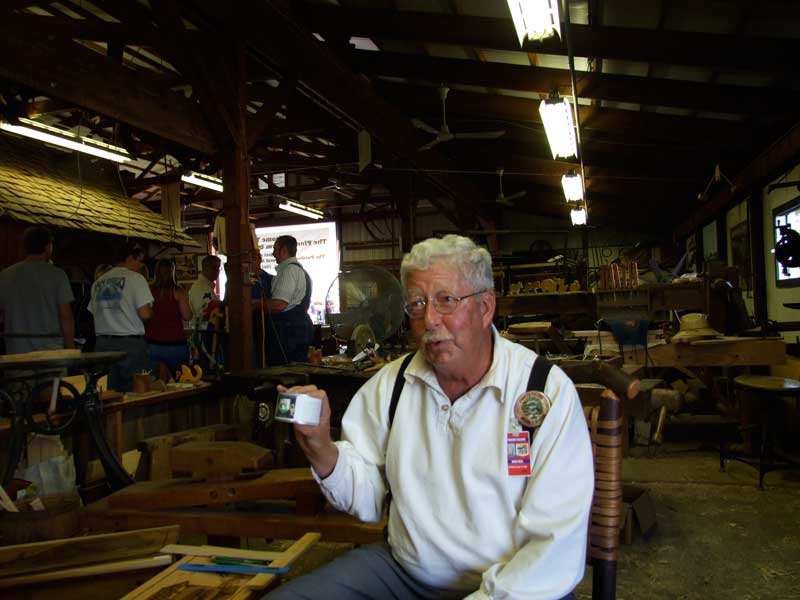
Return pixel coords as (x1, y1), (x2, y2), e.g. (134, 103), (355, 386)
(255, 222), (339, 324)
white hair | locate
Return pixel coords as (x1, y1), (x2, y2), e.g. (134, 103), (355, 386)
(400, 234), (494, 291)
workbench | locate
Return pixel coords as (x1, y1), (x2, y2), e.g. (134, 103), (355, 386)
(627, 337), (786, 367)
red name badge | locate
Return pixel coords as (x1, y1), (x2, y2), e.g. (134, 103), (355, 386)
(507, 430), (532, 477)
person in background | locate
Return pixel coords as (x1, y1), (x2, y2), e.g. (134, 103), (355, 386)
(188, 255), (222, 371)
(0, 226), (75, 354)
(90, 241), (153, 392)
(266, 234), (593, 600)
(251, 248), (273, 368)
(145, 259), (191, 379)
(265, 235), (312, 365)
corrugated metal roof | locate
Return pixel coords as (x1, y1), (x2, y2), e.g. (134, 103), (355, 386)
(0, 134), (199, 248)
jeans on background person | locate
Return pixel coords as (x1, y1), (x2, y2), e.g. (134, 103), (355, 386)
(147, 341), (190, 378)
(94, 335), (148, 392)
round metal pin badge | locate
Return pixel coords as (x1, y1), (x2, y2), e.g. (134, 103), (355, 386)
(514, 391), (551, 429)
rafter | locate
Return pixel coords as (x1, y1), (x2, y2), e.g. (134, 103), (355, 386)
(194, 0), (488, 230)
(348, 50), (800, 116)
(0, 27), (215, 154)
(300, 5), (800, 73)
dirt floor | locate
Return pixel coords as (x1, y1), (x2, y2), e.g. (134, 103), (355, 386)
(243, 444), (800, 599)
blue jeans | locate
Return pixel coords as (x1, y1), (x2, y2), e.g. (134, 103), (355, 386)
(147, 342), (190, 377)
(95, 335), (149, 392)
(262, 542), (576, 600)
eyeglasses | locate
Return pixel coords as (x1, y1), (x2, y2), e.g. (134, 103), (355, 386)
(404, 289), (487, 319)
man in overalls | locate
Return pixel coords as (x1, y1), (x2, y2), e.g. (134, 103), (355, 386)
(265, 235), (313, 365)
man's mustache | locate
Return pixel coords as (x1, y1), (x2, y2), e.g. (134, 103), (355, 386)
(422, 331), (453, 344)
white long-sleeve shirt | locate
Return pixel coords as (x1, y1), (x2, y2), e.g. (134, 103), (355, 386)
(316, 329), (594, 599)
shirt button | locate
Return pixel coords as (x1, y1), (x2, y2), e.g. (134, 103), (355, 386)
(441, 405), (450, 412)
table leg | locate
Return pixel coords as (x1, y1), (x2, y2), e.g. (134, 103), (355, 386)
(0, 390), (25, 487)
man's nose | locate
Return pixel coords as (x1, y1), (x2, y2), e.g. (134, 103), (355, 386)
(423, 299), (442, 328)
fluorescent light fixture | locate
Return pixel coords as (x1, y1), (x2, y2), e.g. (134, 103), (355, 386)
(539, 97), (577, 159)
(279, 199), (324, 220)
(561, 171), (584, 202)
(0, 117), (131, 163)
(570, 207), (587, 226)
(181, 172), (223, 192)
(507, 0), (561, 46)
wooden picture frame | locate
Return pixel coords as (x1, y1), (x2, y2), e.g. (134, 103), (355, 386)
(173, 253), (200, 283)
(730, 220), (751, 292)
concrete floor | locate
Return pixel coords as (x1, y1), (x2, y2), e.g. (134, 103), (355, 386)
(253, 444), (800, 599)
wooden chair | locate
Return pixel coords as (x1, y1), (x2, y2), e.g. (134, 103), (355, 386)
(583, 389), (623, 600)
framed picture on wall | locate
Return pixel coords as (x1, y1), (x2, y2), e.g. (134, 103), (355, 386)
(174, 253), (200, 283)
(773, 196), (800, 288)
(730, 221), (751, 292)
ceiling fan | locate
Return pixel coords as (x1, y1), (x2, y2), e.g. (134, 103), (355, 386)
(320, 178), (354, 199)
(412, 86), (506, 152)
(494, 168), (526, 207)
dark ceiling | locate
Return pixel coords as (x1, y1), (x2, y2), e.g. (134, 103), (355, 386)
(1, 0), (799, 236)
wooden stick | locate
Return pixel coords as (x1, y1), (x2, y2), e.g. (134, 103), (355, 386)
(244, 532), (320, 590)
(0, 555), (172, 587)
(160, 544), (282, 562)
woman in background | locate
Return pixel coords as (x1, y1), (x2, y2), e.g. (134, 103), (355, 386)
(145, 259), (191, 379)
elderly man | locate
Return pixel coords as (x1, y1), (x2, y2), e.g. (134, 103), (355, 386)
(265, 235), (312, 365)
(267, 235), (594, 600)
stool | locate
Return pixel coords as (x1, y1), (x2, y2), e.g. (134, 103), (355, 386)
(724, 375), (800, 489)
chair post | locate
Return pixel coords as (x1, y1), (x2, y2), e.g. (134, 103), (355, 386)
(589, 388), (623, 600)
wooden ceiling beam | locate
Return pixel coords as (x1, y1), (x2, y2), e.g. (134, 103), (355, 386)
(1, 10), (174, 47)
(246, 77), (297, 150)
(300, 5), (800, 73)
(676, 117), (800, 237)
(348, 50), (799, 116)
(0, 28), (216, 154)
(372, 81), (762, 152)
(197, 0), (488, 230)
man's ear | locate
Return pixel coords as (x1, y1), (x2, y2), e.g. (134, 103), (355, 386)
(480, 290), (496, 326)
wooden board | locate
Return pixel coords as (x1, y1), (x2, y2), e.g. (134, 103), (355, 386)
(507, 321), (552, 335)
(86, 499), (385, 545)
(0, 555), (172, 588)
(121, 533), (320, 600)
(170, 442), (272, 478)
(638, 338), (786, 367)
(161, 544), (282, 562)
(107, 468), (319, 510)
(138, 424), (236, 481)
(0, 525), (179, 578)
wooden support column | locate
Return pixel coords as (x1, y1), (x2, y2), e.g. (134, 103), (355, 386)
(219, 42), (253, 371)
(749, 189), (768, 327)
(223, 144), (253, 371)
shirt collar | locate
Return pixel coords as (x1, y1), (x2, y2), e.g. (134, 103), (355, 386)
(277, 257), (299, 271)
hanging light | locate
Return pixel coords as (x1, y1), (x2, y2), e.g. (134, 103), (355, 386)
(561, 171), (583, 202)
(506, 0), (562, 46)
(539, 97), (577, 159)
(570, 207), (587, 226)
(181, 172), (223, 192)
(279, 199), (324, 220)
(0, 117), (131, 163)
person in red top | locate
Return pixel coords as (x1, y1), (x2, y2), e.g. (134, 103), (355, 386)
(145, 259), (191, 379)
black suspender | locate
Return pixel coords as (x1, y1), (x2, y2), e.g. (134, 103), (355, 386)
(388, 351), (416, 428)
(387, 353), (553, 430)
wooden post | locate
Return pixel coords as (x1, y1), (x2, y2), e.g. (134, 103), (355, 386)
(220, 42), (253, 371)
(749, 189), (768, 327)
